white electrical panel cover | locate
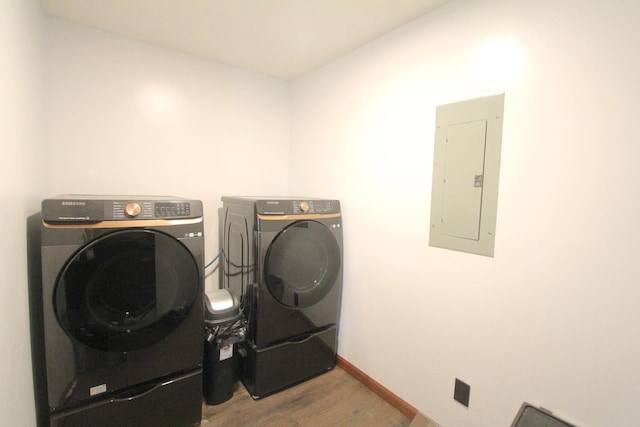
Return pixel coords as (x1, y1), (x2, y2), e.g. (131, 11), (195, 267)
(429, 93), (504, 257)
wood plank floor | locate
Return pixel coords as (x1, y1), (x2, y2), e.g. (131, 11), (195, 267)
(201, 367), (411, 427)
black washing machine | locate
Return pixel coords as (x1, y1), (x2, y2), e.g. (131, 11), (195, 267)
(27, 195), (205, 427)
(221, 197), (343, 398)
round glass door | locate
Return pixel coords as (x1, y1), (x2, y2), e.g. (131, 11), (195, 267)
(55, 229), (199, 352)
(265, 220), (341, 308)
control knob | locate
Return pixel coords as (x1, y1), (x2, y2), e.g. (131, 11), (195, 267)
(125, 202), (142, 218)
(299, 201), (310, 213)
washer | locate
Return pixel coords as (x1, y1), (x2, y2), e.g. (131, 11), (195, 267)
(27, 195), (204, 427)
(221, 197), (343, 398)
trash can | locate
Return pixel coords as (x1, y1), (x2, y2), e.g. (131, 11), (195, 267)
(203, 288), (246, 405)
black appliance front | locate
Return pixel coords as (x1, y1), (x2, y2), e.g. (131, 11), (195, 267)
(28, 196), (204, 427)
(254, 214), (343, 346)
(221, 197), (343, 398)
(222, 197), (343, 346)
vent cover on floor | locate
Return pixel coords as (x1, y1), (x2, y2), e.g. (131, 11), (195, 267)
(511, 402), (577, 427)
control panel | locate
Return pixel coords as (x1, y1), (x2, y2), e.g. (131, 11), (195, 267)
(110, 200), (195, 220)
(42, 196), (203, 222)
(256, 199), (340, 215)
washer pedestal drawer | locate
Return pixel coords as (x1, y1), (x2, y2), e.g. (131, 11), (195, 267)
(239, 325), (337, 399)
(49, 369), (202, 427)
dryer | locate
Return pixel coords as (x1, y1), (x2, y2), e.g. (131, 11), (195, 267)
(221, 197), (343, 398)
(27, 195), (204, 427)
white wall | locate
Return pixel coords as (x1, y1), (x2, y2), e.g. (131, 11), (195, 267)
(291, 0), (640, 426)
(44, 18), (292, 291)
(0, 0), (46, 425)
(9, 1), (640, 425)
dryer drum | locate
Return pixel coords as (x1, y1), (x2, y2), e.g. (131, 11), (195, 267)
(265, 220), (341, 308)
(54, 229), (199, 352)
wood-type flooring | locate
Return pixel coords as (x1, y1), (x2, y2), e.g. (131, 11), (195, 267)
(201, 367), (411, 427)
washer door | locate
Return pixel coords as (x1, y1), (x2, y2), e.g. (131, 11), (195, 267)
(55, 229), (199, 352)
(265, 220), (341, 308)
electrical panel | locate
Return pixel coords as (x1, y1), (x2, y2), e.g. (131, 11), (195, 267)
(429, 93), (504, 257)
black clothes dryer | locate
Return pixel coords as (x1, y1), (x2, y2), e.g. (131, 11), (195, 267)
(221, 197), (343, 398)
(27, 196), (205, 427)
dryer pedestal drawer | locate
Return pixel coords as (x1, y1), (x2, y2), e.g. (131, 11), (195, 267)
(49, 370), (202, 427)
(239, 325), (337, 399)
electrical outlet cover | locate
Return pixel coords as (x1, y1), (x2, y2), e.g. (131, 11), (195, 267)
(454, 378), (470, 407)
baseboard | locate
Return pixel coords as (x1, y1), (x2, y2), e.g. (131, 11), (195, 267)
(336, 355), (418, 420)
(409, 412), (442, 427)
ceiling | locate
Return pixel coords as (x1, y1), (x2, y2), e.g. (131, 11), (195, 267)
(41, 0), (450, 80)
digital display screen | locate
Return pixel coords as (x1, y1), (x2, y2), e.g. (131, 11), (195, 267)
(155, 202), (191, 217)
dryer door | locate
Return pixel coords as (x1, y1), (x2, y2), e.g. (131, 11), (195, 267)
(55, 229), (199, 352)
(265, 220), (341, 308)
